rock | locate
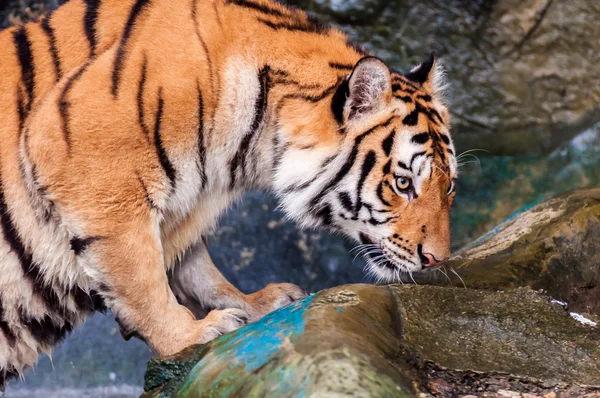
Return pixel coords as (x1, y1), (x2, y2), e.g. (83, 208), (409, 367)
(288, 0), (600, 156)
(427, 379), (454, 396)
(142, 284), (600, 397)
(417, 187), (600, 315)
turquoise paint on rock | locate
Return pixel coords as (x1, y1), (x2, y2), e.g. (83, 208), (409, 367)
(176, 294), (316, 396)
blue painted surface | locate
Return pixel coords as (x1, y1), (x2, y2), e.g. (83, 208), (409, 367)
(176, 294), (316, 396)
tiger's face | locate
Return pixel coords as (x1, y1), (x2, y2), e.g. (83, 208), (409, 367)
(332, 54), (456, 281)
(277, 53), (456, 282)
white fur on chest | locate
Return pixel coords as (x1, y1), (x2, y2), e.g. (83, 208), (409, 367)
(160, 55), (265, 264)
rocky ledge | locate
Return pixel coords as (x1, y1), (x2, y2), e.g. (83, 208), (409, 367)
(142, 188), (600, 398)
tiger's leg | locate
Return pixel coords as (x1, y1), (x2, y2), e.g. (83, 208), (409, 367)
(169, 238), (307, 322)
(89, 215), (248, 356)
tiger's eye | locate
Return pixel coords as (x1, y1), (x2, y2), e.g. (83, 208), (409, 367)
(396, 177), (411, 191)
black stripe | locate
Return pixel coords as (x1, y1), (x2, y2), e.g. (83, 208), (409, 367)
(354, 151), (376, 215)
(59, 63), (89, 155)
(226, 0), (287, 17)
(112, 0), (151, 97)
(358, 233), (372, 245)
(376, 181), (391, 207)
(404, 102), (443, 127)
(83, 0), (101, 57)
(309, 116), (395, 210)
(192, 0), (215, 97)
(418, 94), (432, 102)
(30, 164), (55, 223)
(402, 108), (419, 126)
(136, 172), (158, 210)
(154, 88), (176, 188)
(338, 192), (354, 211)
(278, 78), (342, 119)
(409, 151), (427, 169)
(411, 132), (430, 145)
(90, 290), (107, 312)
(382, 159), (391, 175)
(192, 0), (218, 92)
(282, 79), (340, 103)
(20, 312), (72, 347)
(314, 203), (334, 227)
(13, 25), (35, 114)
(271, 134), (284, 172)
(196, 80), (207, 188)
(229, 66), (270, 189)
(0, 176), (65, 317)
(270, 74), (322, 90)
(70, 236), (101, 255)
(257, 17), (329, 34)
(395, 95), (412, 103)
(0, 301), (16, 345)
(391, 83), (402, 92)
(71, 287), (106, 313)
(331, 78), (349, 126)
(382, 130), (395, 156)
(329, 62), (353, 71)
(440, 134), (450, 145)
(136, 55), (151, 140)
(392, 74), (419, 90)
(422, 104), (443, 125)
(40, 12), (62, 81)
(16, 88), (26, 132)
(391, 80), (417, 94)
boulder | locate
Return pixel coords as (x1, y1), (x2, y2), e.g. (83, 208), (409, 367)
(142, 284), (600, 397)
(287, 0), (600, 155)
(417, 187), (600, 315)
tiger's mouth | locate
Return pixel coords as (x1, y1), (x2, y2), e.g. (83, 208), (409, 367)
(358, 233), (420, 280)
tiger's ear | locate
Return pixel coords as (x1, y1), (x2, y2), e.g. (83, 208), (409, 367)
(332, 57), (392, 124)
(405, 52), (446, 93)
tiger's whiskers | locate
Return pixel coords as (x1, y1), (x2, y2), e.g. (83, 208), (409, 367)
(450, 266), (467, 288)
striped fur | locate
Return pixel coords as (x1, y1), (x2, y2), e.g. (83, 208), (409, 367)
(0, 0), (456, 388)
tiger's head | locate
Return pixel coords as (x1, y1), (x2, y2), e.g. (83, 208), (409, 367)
(276, 53), (456, 282)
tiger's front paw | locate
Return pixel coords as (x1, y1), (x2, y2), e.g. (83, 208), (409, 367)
(245, 283), (308, 321)
(195, 308), (249, 344)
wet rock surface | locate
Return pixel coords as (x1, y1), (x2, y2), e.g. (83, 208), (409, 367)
(142, 284), (600, 397)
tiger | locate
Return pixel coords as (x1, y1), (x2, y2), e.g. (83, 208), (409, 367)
(0, 0), (457, 388)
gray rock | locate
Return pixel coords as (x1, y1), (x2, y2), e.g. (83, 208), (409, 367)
(288, 0), (600, 155)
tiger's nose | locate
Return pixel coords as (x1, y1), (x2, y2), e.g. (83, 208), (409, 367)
(417, 244), (447, 267)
